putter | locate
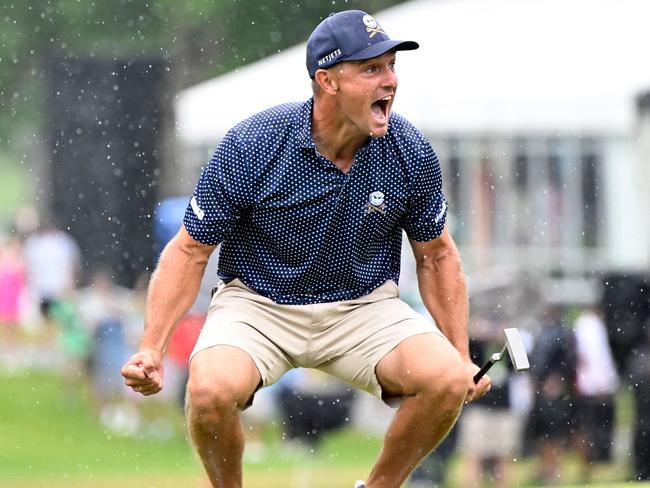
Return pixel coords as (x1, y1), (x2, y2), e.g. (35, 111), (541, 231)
(473, 327), (530, 383)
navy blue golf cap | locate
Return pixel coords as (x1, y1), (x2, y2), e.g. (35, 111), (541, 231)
(306, 10), (419, 78)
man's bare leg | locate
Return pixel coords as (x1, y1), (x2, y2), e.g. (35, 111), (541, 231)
(366, 334), (468, 488)
(185, 345), (261, 488)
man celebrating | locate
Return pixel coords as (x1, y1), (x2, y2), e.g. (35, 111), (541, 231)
(122, 10), (490, 488)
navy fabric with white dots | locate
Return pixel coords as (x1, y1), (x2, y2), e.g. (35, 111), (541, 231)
(183, 98), (447, 304)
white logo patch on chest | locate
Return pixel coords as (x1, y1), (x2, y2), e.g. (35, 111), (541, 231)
(366, 191), (386, 214)
(369, 191), (384, 206)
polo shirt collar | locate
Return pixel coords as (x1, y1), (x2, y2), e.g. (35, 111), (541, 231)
(298, 98), (317, 149)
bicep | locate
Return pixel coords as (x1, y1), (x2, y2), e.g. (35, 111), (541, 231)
(163, 225), (217, 265)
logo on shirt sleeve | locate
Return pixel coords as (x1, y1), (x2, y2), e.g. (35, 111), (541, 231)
(366, 191), (386, 214)
(435, 200), (447, 223)
(190, 195), (205, 220)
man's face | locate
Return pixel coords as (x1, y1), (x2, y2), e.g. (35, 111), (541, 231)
(330, 51), (398, 139)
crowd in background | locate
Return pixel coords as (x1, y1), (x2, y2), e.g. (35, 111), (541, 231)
(1, 205), (650, 487)
(0, 206), (192, 436)
(405, 295), (650, 488)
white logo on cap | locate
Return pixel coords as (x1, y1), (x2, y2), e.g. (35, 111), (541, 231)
(362, 14), (385, 38)
(318, 48), (342, 66)
(362, 15), (378, 29)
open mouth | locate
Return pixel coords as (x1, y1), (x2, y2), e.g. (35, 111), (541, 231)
(370, 95), (392, 123)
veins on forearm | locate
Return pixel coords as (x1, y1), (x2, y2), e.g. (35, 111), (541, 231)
(418, 248), (461, 277)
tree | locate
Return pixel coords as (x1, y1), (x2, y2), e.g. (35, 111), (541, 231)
(1, 0), (406, 150)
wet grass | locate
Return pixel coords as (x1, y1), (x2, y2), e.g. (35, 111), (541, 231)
(0, 370), (380, 487)
(0, 370), (645, 488)
(0, 371), (198, 482)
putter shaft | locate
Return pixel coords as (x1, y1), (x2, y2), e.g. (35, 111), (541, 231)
(473, 344), (506, 384)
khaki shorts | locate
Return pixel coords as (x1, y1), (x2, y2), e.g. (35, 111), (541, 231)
(190, 279), (445, 401)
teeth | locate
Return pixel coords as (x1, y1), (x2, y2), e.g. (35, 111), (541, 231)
(381, 96), (392, 101)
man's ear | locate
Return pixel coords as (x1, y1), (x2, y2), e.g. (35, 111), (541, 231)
(314, 68), (338, 95)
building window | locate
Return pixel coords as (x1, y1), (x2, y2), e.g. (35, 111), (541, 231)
(581, 150), (600, 248)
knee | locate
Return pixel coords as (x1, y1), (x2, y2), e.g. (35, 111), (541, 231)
(438, 363), (469, 407)
(186, 375), (244, 423)
(420, 358), (468, 410)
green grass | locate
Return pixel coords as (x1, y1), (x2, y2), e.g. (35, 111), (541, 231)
(0, 370), (646, 488)
(0, 371), (198, 481)
(0, 370), (382, 487)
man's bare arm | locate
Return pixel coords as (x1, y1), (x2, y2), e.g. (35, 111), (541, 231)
(409, 227), (489, 400)
(409, 227), (469, 360)
(121, 225), (216, 395)
(140, 225), (216, 353)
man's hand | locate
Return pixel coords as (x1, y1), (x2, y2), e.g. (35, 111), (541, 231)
(463, 360), (491, 403)
(121, 349), (164, 396)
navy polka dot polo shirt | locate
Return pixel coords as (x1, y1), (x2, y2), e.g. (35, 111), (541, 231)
(183, 98), (448, 304)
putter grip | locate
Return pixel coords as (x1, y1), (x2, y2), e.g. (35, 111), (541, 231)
(473, 360), (495, 384)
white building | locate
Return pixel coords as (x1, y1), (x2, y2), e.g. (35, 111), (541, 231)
(174, 0), (650, 301)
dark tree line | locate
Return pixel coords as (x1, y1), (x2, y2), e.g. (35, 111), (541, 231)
(0, 0), (406, 152)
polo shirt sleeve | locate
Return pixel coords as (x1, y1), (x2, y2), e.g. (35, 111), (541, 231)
(402, 142), (448, 242)
(183, 130), (248, 245)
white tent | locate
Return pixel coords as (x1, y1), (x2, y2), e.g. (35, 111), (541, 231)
(174, 0), (650, 281)
(176, 0), (650, 145)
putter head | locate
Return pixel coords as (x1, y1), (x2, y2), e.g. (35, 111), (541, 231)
(503, 328), (530, 371)
(473, 327), (530, 384)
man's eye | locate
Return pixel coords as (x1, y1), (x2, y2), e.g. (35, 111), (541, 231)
(366, 66), (378, 73)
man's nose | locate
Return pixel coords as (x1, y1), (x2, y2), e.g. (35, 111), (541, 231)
(381, 67), (397, 89)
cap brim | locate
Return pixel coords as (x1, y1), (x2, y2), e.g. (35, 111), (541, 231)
(345, 39), (419, 62)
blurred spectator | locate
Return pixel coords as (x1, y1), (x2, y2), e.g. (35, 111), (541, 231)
(12, 205), (40, 240)
(76, 269), (135, 417)
(527, 306), (576, 485)
(153, 197), (188, 261)
(0, 232), (26, 340)
(630, 321), (650, 481)
(40, 296), (91, 400)
(168, 313), (205, 407)
(23, 221), (81, 326)
(123, 270), (150, 348)
(456, 316), (529, 488)
(572, 305), (619, 482)
(276, 368), (355, 449)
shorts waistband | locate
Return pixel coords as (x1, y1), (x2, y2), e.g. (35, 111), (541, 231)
(211, 279), (399, 303)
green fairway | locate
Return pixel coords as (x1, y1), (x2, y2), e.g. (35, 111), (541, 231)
(0, 371), (198, 481)
(0, 370), (380, 487)
(0, 370), (644, 488)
